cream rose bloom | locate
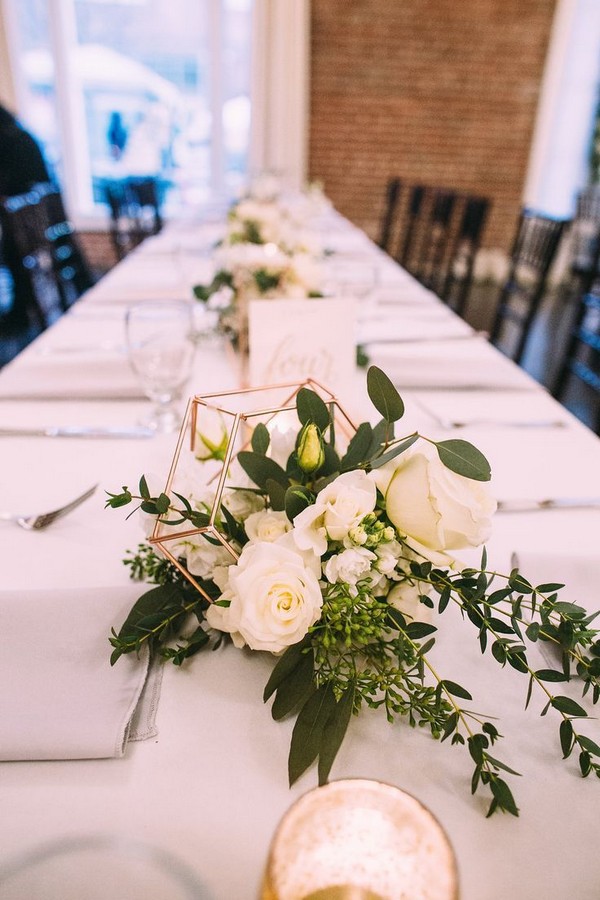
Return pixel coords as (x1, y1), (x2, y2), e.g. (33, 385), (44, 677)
(245, 509), (292, 544)
(293, 470), (377, 556)
(387, 581), (433, 624)
(370, 444), (496, 564)
(205, 538), (323, 653)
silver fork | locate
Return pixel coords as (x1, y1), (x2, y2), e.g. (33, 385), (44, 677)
(0, 484), (98, 531)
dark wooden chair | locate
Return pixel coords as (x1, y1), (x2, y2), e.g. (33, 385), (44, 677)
(377, 177), (402, 253)
(103, 177), (163, 261)
(441, 195), (490, 315)
(552, 282), (600, 434)
(489, 210), (568, 364)
(566, 186), (600, 291)
(0, 182), (93, 340)
(391, 182), (489, 315)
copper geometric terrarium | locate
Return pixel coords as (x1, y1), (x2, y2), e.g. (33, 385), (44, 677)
(148, 378), (359, 601)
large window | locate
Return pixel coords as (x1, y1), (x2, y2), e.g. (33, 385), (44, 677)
(4, 0), (254, 220)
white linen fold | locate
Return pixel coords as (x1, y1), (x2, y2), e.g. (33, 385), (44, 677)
(358, 315), (472, 344)
(0, 585), (159, 760)
(0, 353), (146, 400)
(368, 338), (534, 390)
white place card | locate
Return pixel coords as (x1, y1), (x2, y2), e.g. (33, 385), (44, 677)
(247, 297), (356, 394)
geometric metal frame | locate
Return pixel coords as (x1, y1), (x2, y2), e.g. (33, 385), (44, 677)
(148, 377), (359, 601)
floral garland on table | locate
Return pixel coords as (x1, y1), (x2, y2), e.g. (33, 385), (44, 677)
(193, 184), (327, 347)
(106, 367), (600, 818)
(193, 242), (324, 349)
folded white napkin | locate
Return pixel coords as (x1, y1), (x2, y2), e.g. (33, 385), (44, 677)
(0, 353), (146, 400)
(414, 389), (570, 427)
(368, 338), (533, 390)
(359, 314), (472, 344)
(0, 585), (159, 760)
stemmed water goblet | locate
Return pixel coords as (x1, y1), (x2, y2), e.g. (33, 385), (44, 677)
(126, 300), (196, 434)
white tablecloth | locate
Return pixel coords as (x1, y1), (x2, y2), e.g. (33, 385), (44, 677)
(1, 209), (600, 899)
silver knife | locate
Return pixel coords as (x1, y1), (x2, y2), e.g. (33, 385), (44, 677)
(498, 497), (600, 512)
(0, 425), (155, 439)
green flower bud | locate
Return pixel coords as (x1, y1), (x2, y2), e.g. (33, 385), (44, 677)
(297, 423), (325, 473)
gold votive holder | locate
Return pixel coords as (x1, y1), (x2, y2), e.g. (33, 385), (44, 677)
(261, 779), (459, 900)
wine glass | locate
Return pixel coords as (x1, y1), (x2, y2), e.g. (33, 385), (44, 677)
(126, 300), (195, 434)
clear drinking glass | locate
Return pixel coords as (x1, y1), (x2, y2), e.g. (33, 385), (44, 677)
(0, 834), (211, 900)
(126, 300), (196, 433)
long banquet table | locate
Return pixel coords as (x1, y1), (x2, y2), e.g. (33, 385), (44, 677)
(1, 204), (600, 899)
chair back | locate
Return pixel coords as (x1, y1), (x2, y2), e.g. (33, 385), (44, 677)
(377, 177), (402, 252)
(441, 195), (490, 315)
(552, 278), (600, 434)
(0, 182), (92, 332)
(103, 177), (163, 261)
(489, 210), (567, 364)
(389, 182), (489, 314)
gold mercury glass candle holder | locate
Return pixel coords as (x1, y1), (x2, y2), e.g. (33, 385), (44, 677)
(148, 379), (358, 596)
(261, 779), (459, 900)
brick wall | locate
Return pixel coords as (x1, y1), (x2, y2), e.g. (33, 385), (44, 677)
(309, 0), (557, 253)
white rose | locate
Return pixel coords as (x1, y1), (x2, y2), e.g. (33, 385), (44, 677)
(177, 535), (237, 579)
(387, 581), (433, 624)
(245, 509), (292, 543)
(370, 445), (496, 564)
(293, 470), (377, 556)
(205, 539), (323, 653)
(204, 589), (246, 649)
(223, 486), (265, 520)
(324, 547), (377, 591)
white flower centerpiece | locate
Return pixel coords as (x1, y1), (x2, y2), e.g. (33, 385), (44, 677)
(107, 368), (600, 817)
(193, 190), (325, 356)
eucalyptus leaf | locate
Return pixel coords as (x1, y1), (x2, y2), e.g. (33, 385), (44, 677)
(366, 366), (405, 422)
(285, 485), (315, 523)
(112, 583), (185, 655)
(265, 478), (287, 512)
(369, 434), (419, 469)
(251, 422), (270, 454)
(318, 683), (356, 785)
(272, 654), (316, 720)
(534, 669), (569, 682)
(288, 685), (337, 786)
(435, 439), (492, 482)
(263, 635), (313, 701)
(340, 422), (373, 471)
(441, 680), (473, 701)
(237, 451), (290, 491)
(296, 388), (330, 430)
(551, 696), (588, 717)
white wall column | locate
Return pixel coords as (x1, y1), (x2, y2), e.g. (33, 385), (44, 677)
(523, 0), (600, 218)
(249, 0), (310, 190)
(0, 0), (17, 109)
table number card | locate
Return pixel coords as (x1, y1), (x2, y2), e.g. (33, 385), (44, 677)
(247, 297), (356, 394)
